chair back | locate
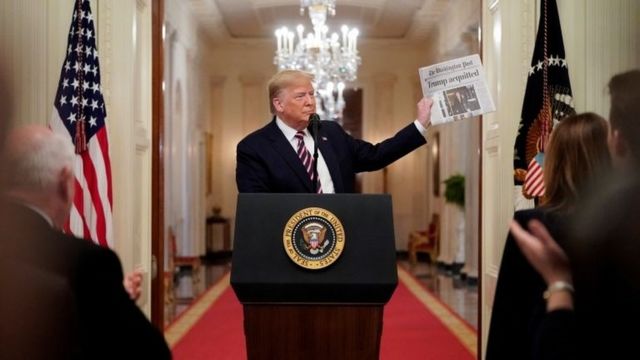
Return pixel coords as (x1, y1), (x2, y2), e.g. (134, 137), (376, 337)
(430, 213), (440, 251)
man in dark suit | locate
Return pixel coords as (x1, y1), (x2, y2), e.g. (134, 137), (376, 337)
(0, 260), (80, 359)
(236, 69), (434, 193)
(0, 125), (171, 359)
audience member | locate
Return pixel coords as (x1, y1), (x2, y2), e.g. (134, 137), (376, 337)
(0, 52), (81, 359)
(0, 125), (171, 359)
(506, 69), (640, 359)
(236, 69), (433, 193)
(486, 112), (611, 359)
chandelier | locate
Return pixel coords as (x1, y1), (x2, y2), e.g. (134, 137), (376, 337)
(274, 0), (360, 121)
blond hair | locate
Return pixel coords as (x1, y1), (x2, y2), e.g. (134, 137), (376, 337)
(267, 70), (314, 114)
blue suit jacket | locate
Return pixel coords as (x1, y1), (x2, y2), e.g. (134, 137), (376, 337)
(236, 118), (427, 193)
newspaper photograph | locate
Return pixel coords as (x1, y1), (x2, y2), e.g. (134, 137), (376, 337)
(419, 54), (496, 125)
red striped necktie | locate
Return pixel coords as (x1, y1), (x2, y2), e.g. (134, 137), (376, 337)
(295, 131), (322, 193)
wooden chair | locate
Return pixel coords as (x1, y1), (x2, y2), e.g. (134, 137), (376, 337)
(167, 227), (201, 298)
(408, 213), (440, 266)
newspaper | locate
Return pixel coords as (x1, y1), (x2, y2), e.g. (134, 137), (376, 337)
(419, 54), (495, 125)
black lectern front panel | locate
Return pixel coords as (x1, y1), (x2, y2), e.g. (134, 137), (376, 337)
(230, 193), (398, 304)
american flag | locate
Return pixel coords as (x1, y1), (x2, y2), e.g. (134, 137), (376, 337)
(50, 0), (113, 248)
(513, 0), (574, 206)
(524, 152), (545, 197)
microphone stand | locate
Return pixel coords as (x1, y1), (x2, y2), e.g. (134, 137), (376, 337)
(310, 114), (320, 192)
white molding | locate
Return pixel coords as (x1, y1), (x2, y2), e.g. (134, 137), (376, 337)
(135, 125), (151, 152)
(488, 0), (500, 13)
(238, 73), (265, 86)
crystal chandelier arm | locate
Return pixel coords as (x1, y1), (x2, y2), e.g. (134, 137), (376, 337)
(275, 0), (359, 120)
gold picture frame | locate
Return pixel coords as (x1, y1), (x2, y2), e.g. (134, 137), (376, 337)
(432, 132), (440, 197)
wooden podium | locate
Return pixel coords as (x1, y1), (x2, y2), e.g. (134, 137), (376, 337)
(231, 194), (398, 360)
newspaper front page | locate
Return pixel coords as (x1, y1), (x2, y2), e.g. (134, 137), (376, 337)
(419, 54), (495, 125)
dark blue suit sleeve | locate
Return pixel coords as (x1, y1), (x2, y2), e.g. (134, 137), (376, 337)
(77, 245), (171, 359)
(236, 139), (272, 193)
(486, 210), (549, 360)
(339, 122), (426, 173)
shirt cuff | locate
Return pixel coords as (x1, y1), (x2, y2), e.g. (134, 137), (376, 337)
(413, 120), (429, 138)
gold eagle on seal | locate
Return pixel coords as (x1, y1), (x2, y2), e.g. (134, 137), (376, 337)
(301, 222), (328, 255)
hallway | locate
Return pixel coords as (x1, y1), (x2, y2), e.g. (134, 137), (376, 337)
(166, 255), (478, 330)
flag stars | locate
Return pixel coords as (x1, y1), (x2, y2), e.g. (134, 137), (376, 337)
(62, 79), (70, 89)
(74, 44), (84, 55)
(535, 61), (544, 71)
(59, 96), (67, 107)
(73, 61), (81, 72)
(64, 61), (71, 72)
(81, 98), (89, 108)
(71, 79), (80, 90)
(67, 112), (77, 123)
(82, 81), (91, 92)
(90, 99), (100, 111)
(70, 96), (79, 107)
(83, 63), (91, 74)
(85, 29), (93, 40)
(89, 116), (97, 127)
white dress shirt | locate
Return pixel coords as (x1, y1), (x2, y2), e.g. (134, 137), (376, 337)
(276, 117), (336, 193)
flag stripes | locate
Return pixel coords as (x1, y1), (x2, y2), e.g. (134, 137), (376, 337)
(50, 0), (113, 247)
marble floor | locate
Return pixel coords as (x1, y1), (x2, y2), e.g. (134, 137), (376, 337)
(399, 259), (478, 329)
(165, 255), (478, 330)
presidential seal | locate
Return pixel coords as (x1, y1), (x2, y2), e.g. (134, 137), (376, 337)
(283, 207), (345, 270)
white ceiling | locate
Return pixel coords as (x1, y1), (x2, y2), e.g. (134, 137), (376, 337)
(186, 0), (455, 42)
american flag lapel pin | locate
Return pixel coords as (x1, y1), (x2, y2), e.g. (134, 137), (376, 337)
(322, 136), (328, 141)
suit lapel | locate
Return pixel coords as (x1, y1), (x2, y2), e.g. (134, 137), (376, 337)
(316, 126), (344, 193)
(265, 119), (314, 192)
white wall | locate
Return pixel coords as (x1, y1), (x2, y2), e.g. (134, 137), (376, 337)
(480, 0), (640, 356)
(423, 0), (481, 275)
(164, 0), (213, 258)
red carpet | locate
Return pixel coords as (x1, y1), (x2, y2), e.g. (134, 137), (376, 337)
(168, 268), (476, 359)
(170, 281), (247, 360)
(381, 270), (476, 359)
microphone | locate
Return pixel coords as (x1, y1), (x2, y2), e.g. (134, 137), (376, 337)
(307, 113), (321, 192)
(307, 113), (321, 136)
